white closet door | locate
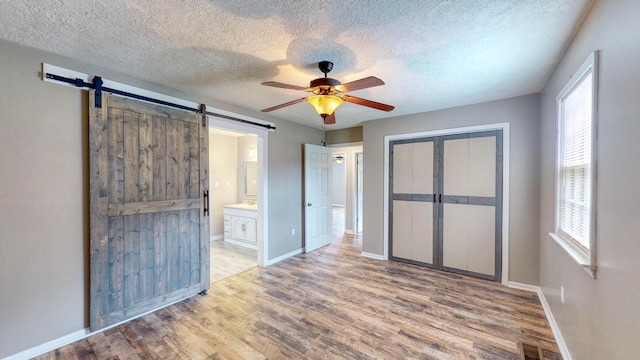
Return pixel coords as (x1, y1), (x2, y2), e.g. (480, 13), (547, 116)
(441, 136), (497, 277)
(391, 141), (435, 265)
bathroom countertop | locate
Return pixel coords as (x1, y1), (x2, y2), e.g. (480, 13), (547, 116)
(223, 203), (258, 211)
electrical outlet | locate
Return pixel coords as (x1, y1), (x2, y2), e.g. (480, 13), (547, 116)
(561, 286), (565, 304)
(291, 228), (295, 236)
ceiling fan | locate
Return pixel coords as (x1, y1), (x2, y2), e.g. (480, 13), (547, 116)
(260, 61), (394, 124)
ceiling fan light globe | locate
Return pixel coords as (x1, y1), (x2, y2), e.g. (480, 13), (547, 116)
(308, 95), (343, 117)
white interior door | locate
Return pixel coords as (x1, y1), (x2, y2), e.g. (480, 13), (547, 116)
(304, 144), (332, 252)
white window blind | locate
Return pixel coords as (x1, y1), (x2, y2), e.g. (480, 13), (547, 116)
(553, 51), (597, 278)
(558, 73), (593, 251)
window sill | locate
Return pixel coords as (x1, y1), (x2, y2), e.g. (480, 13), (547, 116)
(548, 232), (597, 279)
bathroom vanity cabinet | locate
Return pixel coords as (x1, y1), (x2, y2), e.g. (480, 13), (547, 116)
(223, 204), (258, 249)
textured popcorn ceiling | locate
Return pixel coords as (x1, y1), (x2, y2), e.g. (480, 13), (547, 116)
(0, 0), (593, 129)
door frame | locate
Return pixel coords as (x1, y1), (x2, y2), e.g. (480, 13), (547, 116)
(209, 116), (269, 267)
(383, 123), (510, 285)
(328, 144), (363, 235)
(355, 152), (364, 234)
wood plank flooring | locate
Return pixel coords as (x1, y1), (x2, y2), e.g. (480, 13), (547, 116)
(35, 209), (560, 359)
(210, 241), (257, 283)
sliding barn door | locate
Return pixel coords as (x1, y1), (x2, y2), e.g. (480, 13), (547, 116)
(389, 131), (502, 281)
(89, 92), (209, 331)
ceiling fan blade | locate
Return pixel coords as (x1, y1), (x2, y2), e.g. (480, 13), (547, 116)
(342, 95), (395, 112)
(261, 97), (307, 112)
(335, 76), (385, 93)
(261, 81), (307, 91)
(324, 113), (336, 125)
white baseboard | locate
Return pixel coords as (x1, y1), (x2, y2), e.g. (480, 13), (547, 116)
(332, 204), (345, 208)
(210, 234), (224, 242)
(507, 281), (539, 293)
(507, 282), (571, 360)
(3, 293), (193, 360)
(224, 238), (257, 250)
(266, 248), (302, 266)
(345, 229), (355, 235)
(3, 328), (90, 360)
(361, 252), (385, 260)
(536, 287), (572, 360)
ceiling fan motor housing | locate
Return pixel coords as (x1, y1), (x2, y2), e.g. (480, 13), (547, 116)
(310, 77), (341, 95)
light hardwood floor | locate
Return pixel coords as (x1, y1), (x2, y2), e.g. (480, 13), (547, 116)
(210, 241), (257, 283)
(35, 209), (559, 359)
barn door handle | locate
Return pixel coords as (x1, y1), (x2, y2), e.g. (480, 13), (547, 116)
(203, 190), (210, 216)
(439, 194), (442, 203)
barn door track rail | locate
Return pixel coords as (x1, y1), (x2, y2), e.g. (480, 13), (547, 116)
(44, 72), (276, 131)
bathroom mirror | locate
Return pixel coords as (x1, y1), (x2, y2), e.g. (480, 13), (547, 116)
(244, 161), (257, 196)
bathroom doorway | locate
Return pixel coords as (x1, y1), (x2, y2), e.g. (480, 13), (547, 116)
(208, 118), (267, 282)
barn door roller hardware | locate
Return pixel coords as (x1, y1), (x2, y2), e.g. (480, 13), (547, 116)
(44, 72), (277, 131)
(93, 76), (103, 108)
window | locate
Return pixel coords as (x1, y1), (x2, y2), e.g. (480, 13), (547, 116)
(551, 51), (598, 278)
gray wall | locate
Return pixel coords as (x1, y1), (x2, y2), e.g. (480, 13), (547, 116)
(0, 39), (88, 360)
(363, 94), (541, 284)
(326, 126), (363, 144)
(0, 38), (319, 358)
(267, 121), (321, 259)
(539, 1), (640, 358)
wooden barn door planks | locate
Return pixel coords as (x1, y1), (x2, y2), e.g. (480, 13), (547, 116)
(89, 92), (209, 331)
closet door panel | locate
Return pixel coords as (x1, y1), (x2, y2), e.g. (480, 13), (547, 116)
(443, 139), (469, 196)
(412, 142), (433, 194)
(392, 143), (413, 193)
(392, 200), (413, 260)
(467, 205), (495, 276)
(392, 201), (433, 265)
(468, 136), (496, 197)
(442, 203), (468, 270)
(412, 202), (433, 264)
